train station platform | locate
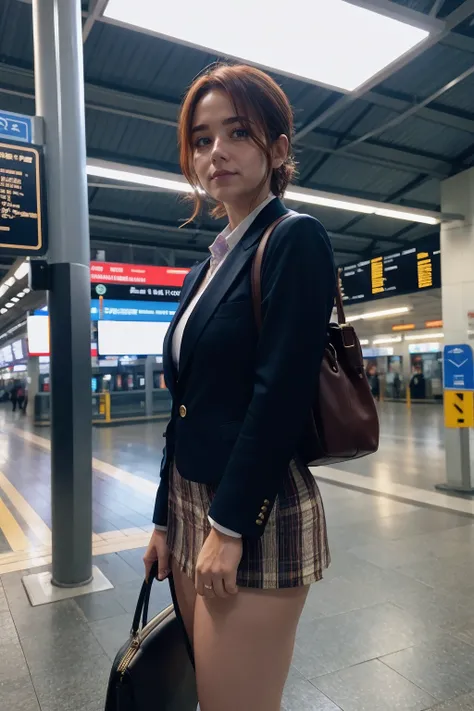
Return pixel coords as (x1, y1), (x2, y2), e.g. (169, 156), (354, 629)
(1, 403), (474, 710)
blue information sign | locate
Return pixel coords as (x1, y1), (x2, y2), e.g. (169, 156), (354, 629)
(443, 344), (474, 391)
(0, 110), (33, 143)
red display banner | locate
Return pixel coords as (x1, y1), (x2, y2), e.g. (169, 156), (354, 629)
(90, 262), (190, 286)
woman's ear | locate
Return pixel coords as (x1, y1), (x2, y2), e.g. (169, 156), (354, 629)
(272, 134), (289, 169)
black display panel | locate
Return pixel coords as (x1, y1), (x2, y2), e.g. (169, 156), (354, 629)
(339, 236), (441, 305)
(0, 139), (47, 255)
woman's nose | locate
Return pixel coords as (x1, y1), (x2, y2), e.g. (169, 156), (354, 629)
(211, 136), (228, 162)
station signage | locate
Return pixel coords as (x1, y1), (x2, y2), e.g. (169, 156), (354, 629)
(0, 140), (47, 255)
(340, 235), (440, 305)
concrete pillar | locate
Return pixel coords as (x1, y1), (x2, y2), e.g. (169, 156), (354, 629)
(437, 167), (474, 492)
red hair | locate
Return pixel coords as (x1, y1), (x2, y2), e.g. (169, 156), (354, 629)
(178, 63), (296, 223)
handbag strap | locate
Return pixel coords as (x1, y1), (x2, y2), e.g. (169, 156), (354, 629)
(251, 216), (346, 328)
(131, 562), (196, 669)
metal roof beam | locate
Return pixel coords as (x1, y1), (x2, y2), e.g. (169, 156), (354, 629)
(294, 0), (474, 141)
(0, 62), (463, 179)
(299, 131), (452, 180)
(83, 0), (109, 41)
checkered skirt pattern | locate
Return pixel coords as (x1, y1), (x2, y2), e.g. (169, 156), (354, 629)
(166, 460), (330, 589)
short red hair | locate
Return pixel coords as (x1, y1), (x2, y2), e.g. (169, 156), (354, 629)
(178, 63), (296, 223)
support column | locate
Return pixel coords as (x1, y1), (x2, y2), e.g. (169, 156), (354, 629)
(32, 0), (93, 586)
(437, 167), (474, 493)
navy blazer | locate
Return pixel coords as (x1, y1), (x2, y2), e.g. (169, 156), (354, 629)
(153, 198), (336, 538)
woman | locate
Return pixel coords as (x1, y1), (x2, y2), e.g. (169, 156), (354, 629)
(144, 63), (336, 711)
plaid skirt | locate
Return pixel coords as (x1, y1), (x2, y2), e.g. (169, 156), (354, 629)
(167, 460), (330, 589)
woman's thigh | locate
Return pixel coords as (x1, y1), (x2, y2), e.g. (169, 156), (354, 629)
(194, 585), (309, 711)
(171, 557), (197, 646)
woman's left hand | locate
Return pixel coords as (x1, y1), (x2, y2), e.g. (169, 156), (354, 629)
(195, 528), (243, 599)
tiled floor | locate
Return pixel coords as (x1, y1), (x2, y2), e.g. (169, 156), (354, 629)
(1, 402), (474, 710)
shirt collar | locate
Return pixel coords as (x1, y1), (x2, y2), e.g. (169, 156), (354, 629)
(209, 193), (276, 257)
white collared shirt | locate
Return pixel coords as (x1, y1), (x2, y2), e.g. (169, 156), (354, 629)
(171, 193), (276, 368)
(155, 194), (276, 539)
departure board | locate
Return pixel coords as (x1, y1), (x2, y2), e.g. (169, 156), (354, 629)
(339, 236), (441, 305)
(0, 140), (47, 255)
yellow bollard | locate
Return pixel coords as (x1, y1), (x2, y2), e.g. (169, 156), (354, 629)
(406, 384), (411, 410)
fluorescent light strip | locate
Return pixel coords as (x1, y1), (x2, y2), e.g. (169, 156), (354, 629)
(405, 332), (444, 341)
(14, 261), (29, 281)
(87, 163), (442, 226)
(104, 0), (430, 92)
(4, 277), (15, 288)
(347, 306), (410, 323)
(359, 339), (370, 346)
(373, 336), (402, 345)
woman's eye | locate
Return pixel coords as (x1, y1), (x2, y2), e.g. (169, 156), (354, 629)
(233, 128), (249, 139)
(195, 136), (211, 148)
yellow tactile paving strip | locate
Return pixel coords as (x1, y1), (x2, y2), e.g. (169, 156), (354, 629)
(0, 427), (157, 575)
(0, 494), (31, 552)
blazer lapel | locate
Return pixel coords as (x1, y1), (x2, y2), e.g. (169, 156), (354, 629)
(178, 199), (289, 380)
(163, 259), (209, 395)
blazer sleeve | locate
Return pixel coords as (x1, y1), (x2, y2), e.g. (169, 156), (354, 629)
(208, 214), (336, 538)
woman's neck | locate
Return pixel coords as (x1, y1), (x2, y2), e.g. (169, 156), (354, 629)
(225, 187), (271, 231)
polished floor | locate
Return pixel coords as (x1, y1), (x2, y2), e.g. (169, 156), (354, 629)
(1, 402), (474, 710)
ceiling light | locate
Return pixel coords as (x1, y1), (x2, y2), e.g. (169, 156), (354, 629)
(10, 297), (19, 303)
(14, 262), (30, 281)
(87, 162), (195, 194)
(17, 291), (25, 298)
(0, 284), (8, 297)
(0, 308), (6, 315)
(347, 306), (410, 323)
(373, 336), (402, 345)
(405, 332), (444, 341)
(5, 277), (15, 287)
(87, 159), (455, 225)
(374, 208), (438, 225)
(105, 0), (430, 92)
(359, 339), (369, 346)
(285, 190), (373, 215)
(23, 287), (30, 294)
(5, 302), (14, 308)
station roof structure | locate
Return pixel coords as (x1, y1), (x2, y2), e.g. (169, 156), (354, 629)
(0, 0), (473, 331)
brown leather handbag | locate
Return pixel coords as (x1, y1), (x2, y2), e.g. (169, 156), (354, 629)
(251, 216), (379, 466)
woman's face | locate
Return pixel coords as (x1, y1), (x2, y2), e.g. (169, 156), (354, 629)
(191, 90), (286, 208)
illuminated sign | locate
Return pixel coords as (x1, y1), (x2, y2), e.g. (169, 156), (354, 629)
(0, 140), (47, 254)
(425, 320), (443, 329)
(392, 324), (415, 332)
(90, 262), (189, 286)
(340, 236), (440, 305)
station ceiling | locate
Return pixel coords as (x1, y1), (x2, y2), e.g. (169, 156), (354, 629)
(0, 0), (474, 322)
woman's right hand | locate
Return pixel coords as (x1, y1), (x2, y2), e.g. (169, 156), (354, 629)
(143, 529), (171, 582)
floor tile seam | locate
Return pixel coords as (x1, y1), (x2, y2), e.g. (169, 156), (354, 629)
(303, 675), (344, 710)
(307, 653), (439, 705)
(7, 613), (44, 711)
(377, 655), (465, 706)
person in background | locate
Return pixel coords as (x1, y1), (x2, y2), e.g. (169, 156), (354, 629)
(393, 372), (401, 399)
(16, 384), (25, 412)
(410, 365), (426, 400)
(10, 382), (19, 412)
(143, 63), (336, 711)
(366, 364), (380, 401)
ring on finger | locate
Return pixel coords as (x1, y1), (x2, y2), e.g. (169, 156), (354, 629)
(204, 584), (213, 590)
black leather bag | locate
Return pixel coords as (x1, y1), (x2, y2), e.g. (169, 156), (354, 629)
(104, 563), (198, 711)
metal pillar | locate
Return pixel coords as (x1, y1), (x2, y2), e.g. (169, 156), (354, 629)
(32, 0), (93, 586)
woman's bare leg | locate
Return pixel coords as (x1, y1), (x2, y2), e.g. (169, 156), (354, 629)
(171, 557), (197, 645)
(194, 586), (308, 711)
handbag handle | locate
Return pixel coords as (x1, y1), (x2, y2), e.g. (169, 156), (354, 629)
(131, 562), (196, 669)
(251, 216), (346, 328)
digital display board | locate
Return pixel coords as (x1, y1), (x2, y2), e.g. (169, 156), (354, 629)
(0, 140), (47, 254)
(340, 236), (441, 305)
(97, 320), (170, 357)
